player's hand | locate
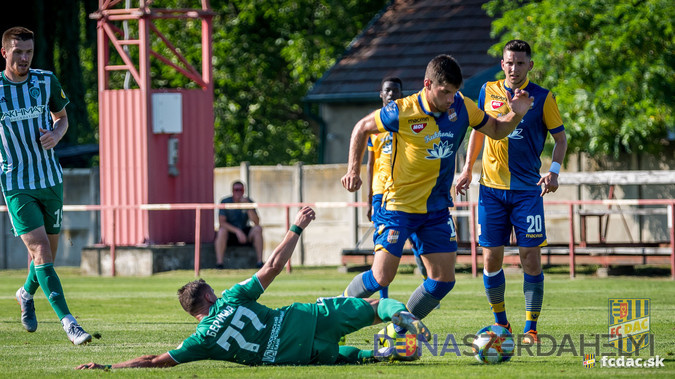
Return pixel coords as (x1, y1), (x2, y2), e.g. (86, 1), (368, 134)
(506, 88), (534, 117)
(39, 127), (61, 150)
(341, 172), (362, 192)
(235, 229), (247, 244)
(455, 170), (472, 196)
(75, 362), (106, 370)
(538, 172), (559, 197)
(293, 206), (316, 229)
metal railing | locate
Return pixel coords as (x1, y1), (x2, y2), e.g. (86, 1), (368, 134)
(3, 198), (673, 279)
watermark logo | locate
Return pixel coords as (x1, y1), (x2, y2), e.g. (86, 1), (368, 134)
(583, 353), (596, 368)
(609, 298), (650, 354)
(394, 334), (417, 357)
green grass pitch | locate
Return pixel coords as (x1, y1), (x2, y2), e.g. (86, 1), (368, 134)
(1, 266), (674, 378)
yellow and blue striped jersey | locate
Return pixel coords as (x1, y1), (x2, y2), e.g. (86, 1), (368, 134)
(477, 79), (564, 190)
(374, 88), (488, 213)
(367, 132), (393, 195)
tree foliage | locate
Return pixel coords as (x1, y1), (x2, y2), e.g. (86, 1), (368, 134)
(485, 0), (674, 157)
(208, 0), (388, 166)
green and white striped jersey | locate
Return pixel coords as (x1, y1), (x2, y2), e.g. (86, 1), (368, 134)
(0, 69), (69, 191)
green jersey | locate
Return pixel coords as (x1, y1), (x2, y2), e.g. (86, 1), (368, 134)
(0, 69), (68, 192)
(168, 275), (318, 365)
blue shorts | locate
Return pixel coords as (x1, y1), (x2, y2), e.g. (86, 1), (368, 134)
(371, 194), (384, 227)
(374, 206), (457, 258)
(477, 185), (547, 248)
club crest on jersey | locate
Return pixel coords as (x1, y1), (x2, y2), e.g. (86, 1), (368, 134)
(425, 140), (454, 160)
(447, 108), (457, 122)
(491, 100), (504, 110)
(61, 89), (66, 99)
(29, 87), (41, 99)
(411, 123), (427, 134)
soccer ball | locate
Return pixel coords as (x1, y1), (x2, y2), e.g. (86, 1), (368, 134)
(471, 325), (515, 364)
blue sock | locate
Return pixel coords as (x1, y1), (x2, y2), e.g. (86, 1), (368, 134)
(362, 270), (385, 292)
(379, 287), (389, 299)
(484, 269), (508, 326)
(523, 272), (544, 332)
(423, 278), (455, 300)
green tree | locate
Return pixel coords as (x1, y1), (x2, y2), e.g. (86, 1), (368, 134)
(146, 0), (388, 166)
(485, 0), (674, 157)
(209, 0), (388, 166)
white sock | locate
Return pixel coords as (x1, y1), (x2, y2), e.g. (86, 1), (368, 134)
(20, 288), (33, 300)
(61, 314), (77, 329)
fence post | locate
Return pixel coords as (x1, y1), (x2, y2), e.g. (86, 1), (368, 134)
(469, 203), (477, 278)
(669, 203), (674, 280)
(569, 203), (575, 279)
(195, 207), (201, 277)
(111, 207), (116, 277)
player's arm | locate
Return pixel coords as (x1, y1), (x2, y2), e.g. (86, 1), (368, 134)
(341, 111), (379, 192)
(39, 108), (68, 150)
(365, 149), (375, 221)
(244, 198), (260, 226)
(537, 130), (568, 196)
(456, 129), (486, 196)
(478, 88), (532, 140)
(75, 352), (178, 370)
(255, 206), (316, 289)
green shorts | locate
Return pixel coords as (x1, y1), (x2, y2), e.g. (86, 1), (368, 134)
(3, 183), (63, 236)
(310, 297), (375, 364)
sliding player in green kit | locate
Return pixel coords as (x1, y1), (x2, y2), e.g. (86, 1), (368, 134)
(76, 206), (431, 370)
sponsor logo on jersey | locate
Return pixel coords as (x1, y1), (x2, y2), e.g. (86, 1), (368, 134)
(490, 94), (507, 101)
(507, 128), (524, 139)
(408, 117), (429, 124)
(411, 123), (427, 134)
(1, 105), (45, 122)
(491, 100), (504, 110)
(424, 131), (454, 143)
(425, 140), (454, 160)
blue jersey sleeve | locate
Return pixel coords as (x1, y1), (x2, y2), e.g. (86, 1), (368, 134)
(377, 101), (401, 133)
(477, 82), (488, 110)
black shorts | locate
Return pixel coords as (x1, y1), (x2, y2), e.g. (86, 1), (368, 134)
(227, 226), (252, 246)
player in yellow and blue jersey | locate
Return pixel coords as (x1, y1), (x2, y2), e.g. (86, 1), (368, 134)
(365, 77), (428, 300)
(456, 40), (568, 344)
(341, 55), (534, 334)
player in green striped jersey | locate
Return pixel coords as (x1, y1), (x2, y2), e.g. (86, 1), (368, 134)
(76, 207), (431, 370)
(2, 26), (91, 345)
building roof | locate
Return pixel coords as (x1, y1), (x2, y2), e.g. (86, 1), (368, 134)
(305, 0), (500, 103)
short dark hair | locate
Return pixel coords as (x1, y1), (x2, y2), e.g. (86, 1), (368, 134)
(425, 54), (463, 88)
(232, 180), (244, 190)
(177, 279), (210, 316)
(381, 76), (403, 89)
(2, 27), (34, 50)
(503, 40), (531, 58)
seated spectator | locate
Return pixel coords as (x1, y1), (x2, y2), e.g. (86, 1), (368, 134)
(215, 181), (263, 268)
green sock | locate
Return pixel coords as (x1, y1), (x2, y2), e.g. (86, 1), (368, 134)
(337, 345), (375, 364)
(35, 263), (70, 320)
(377, 298), (407, 322)
(23, 261), (40, 295)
